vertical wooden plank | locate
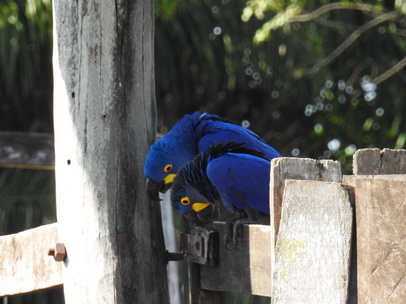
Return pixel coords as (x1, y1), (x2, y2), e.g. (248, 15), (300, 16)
(352, 148), (381, 175)
(380, 148), (406, 173)
(160, 190), (181, 304)
(270, 157), (342, 239)
(53, 0), (168, 303)
(353, 148), (406, 175)
(0, 224), (62, 296)
(273, 180), (353, 303)
(355, 177), (406, 303)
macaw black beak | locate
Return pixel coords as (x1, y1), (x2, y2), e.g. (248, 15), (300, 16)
(196, 203), (215, 223)
(184, 211), (207, 226)
(146, 178), (169, 201)
(184, 204), (215, 226)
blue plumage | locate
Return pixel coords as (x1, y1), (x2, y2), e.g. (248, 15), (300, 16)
(144, 111), (280, 199)
(207, 153), (270, 215)
(170, 142), (271, 222)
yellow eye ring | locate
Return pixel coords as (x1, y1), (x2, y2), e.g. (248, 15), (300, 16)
(180, 197), (191, 206)
(164, 164), (173, 172)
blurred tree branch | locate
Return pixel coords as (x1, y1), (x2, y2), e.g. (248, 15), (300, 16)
(373, 55), (406, 84)
(303, 12), (398, 75)
(289, 2), (384, 23)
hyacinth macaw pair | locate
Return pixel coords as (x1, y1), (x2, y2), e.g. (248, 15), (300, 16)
(143, 111), (281, 224)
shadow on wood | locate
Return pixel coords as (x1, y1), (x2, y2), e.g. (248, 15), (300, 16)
(198, 222), (272, 297)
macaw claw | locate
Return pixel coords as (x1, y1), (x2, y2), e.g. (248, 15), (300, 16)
(224, 218), (257, 251)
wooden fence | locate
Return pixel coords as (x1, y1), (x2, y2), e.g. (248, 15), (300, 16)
(1, 142), (406, 303)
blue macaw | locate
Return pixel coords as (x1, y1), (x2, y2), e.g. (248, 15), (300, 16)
(170, 142), (271, 226)
(144, 111), (280, 200)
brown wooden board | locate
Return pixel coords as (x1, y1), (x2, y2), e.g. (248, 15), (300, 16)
(353, 148), (406, 175)
(200, 222), (272, 297)
(0, 223), (62, 296)
(272, 180), (353, 303)
(355, 177), (406, 303)
(0, 132), (54, 169)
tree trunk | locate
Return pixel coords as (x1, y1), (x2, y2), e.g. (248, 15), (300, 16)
(53, 0), (168, 303)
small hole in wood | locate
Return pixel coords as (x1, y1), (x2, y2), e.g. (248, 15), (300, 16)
(67, 159), (71, 165)
(71, 92), (75, 98)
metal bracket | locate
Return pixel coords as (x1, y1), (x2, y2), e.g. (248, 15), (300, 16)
(180, 226), (218, 266)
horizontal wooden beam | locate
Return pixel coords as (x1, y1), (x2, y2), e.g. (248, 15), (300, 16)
(199, 222), (272, 297)
(343, 174), (406, 187)
(0, 132), (54, 169)
(0, 223), (63, 296)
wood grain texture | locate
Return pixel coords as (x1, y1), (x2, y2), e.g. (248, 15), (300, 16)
(53, 1), (168, 303)
(273, 180), (353, 304)
(0, 224), (62, 296)
(270, 157), (342, 240)
(355, 177), (406, 304)
(343, 174), (406, 187)
(353, 148), (406, 175)
(200, 222), (272, 297)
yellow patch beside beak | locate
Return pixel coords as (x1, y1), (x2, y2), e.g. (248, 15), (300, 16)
(164, 174), (176, 184)
(192, 202), (211, 212)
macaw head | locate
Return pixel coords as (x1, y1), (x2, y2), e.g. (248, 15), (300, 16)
(170, 181), (215, 225)
(144, 136), (197, 200)
(170, 151), (220, 225)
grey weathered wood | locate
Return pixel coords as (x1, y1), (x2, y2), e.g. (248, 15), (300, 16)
(270, 157), (342, 240)
(200, 222), (272, 297)
(0, 223), (62, 296)
(355, 177), (406, 303)
(343, 174), (406, 187)
(182, 220), (223, 304)
(184, 260), (223, 304)
(353, 148), (406, 175)
(53, 1), (168, 303)
(0, 132), (54, 169)
(273, 180), (353, 303)
(343, 172), (406, 304)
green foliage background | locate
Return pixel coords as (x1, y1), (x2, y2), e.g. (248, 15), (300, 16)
(0, 0), (405, 303)
(1, 0), (405, 169)
(155, 0), (406, 174)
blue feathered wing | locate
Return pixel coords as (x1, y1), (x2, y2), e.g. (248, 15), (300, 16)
(206, 152), (270, 215)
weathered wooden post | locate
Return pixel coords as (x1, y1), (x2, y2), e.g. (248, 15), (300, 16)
(270, 158), (354, 303)
(53, 0), (169, 303)
(273, 180), (353, 303)
(344, 148), (406, 303)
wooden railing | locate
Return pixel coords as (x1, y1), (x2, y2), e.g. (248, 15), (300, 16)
(1, 137), (406, 303)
